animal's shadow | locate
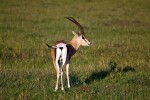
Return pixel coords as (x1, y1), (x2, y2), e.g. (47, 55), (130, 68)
(66, 62), (135, 87)
(85, 64), (135, 84)
(69, 73), (82, 86)
(85, 70), (109, 84)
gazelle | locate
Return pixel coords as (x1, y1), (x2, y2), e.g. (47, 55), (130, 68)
(46, 17), (91, 91)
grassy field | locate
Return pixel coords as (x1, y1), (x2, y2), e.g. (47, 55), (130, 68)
(0, 0), (150, 99)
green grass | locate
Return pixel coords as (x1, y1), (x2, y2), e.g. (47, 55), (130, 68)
(0, 0), (150, 99)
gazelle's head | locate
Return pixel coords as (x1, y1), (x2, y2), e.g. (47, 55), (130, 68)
(65, 17), (91, 46)
(71, 31), (91, 46)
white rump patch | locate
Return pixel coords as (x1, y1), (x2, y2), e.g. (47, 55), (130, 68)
(56, 43), (67, 48)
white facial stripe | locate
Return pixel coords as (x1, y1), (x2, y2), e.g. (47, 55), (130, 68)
(80, 35), (90, 46)
(82, 36), (89, 43)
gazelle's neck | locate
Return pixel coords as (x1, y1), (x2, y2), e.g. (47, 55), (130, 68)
(69, 36), (80, 50)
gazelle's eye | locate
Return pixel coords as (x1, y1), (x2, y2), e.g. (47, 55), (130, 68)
(82, 36), (85, 40)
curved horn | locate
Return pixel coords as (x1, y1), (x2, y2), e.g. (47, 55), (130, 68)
(65, 17), (84, 35)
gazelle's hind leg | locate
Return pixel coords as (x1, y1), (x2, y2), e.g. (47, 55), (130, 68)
(60, 47), (67, 90)
(53, 60), (59, 92)
(54, 48), (62, 91)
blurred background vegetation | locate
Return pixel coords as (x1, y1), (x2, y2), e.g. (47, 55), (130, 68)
(0, 0), (150, 99)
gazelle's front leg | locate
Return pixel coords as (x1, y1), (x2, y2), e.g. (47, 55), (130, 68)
(66, 60), (70, 88)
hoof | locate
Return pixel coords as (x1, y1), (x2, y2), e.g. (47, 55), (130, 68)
(61, 87), (64, 91)
(54, 88), (58, 92)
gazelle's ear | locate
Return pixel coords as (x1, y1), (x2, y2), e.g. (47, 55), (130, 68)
(71, 31), (77, 35)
